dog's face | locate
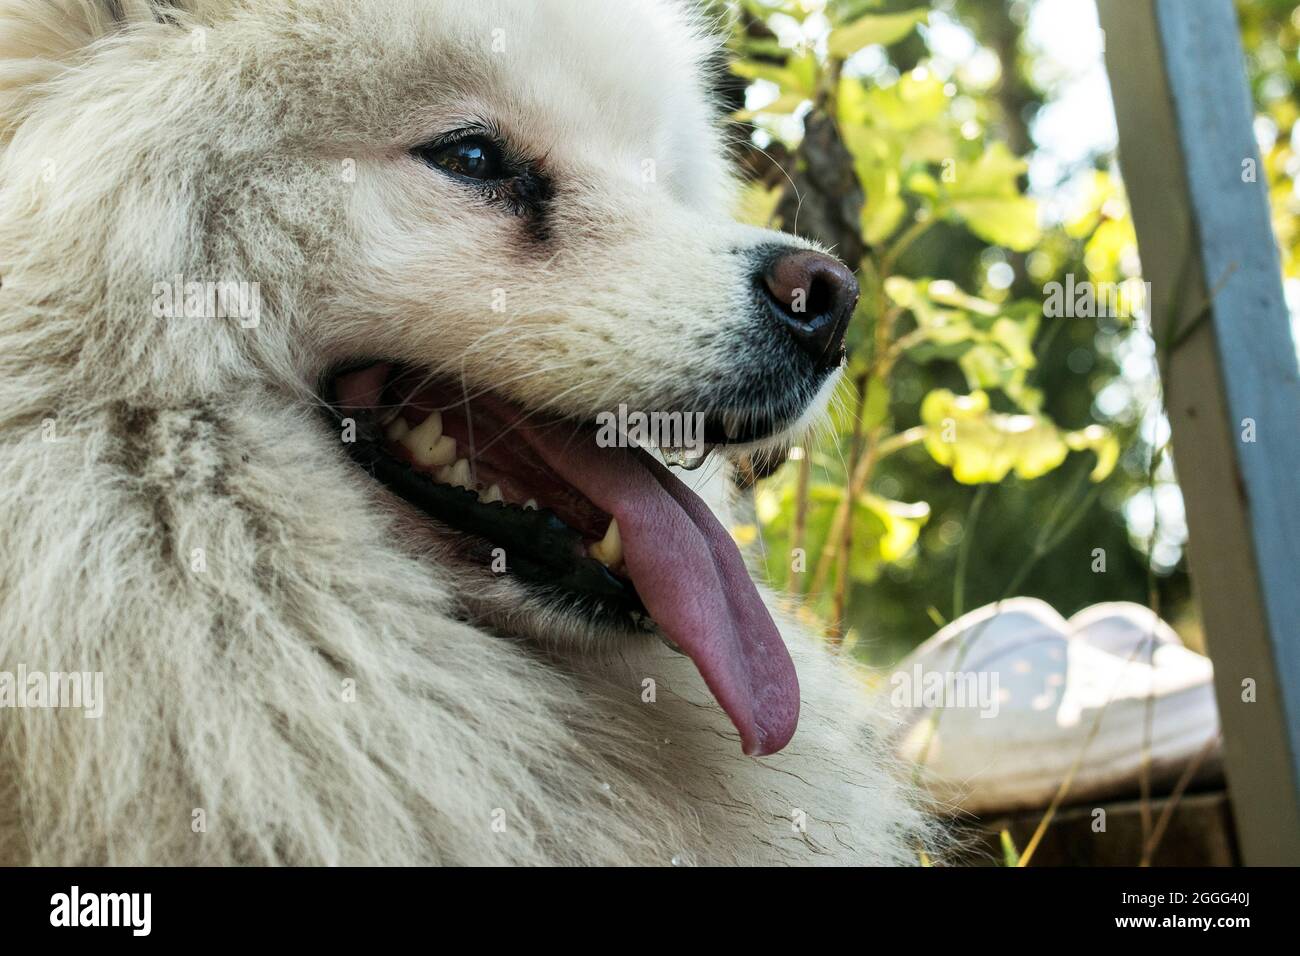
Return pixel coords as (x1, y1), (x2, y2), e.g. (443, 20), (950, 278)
(3, 0), (858, 754)
(318, 0), (848, 419)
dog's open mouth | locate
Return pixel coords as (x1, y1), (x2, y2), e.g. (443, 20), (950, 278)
(326, 361), (800, 756)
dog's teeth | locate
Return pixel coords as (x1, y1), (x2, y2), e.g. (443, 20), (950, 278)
(404, 412), (458, 467)
(421, 435), (457, 467)
(385, 417), (410, 442)
(433, 459), (472, 489)
(481, 483), (503, 504)
(408, 433), (454, 467)
(523, 498), (538, 510)
(407, 409), (442, 444)
(448, 458), (472, 489)
(662, 446), (709, 471)
(588, 518), (622, 568)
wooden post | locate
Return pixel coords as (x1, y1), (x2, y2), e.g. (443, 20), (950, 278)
(1097, 0), (1300, 864)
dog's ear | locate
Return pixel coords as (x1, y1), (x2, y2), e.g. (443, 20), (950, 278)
(0, 0), (194, 147)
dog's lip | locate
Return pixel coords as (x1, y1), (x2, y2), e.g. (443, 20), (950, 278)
(359, 441), (645, 609)
(325, 357), (812, 457)
(324, 362), (647, 613)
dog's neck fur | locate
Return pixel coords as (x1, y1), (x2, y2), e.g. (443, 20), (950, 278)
(0, 378), (932, 864)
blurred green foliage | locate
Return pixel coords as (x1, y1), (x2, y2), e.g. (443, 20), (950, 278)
(1240, 0), (1300, 280)
(717, 0), (1295, 662)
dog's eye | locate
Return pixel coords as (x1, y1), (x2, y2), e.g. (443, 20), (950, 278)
(416, 136), (508, 181)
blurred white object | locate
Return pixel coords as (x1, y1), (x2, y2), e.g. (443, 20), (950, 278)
(891, 598), (1222, 815)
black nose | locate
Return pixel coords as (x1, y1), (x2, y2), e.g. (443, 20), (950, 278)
(760, 249), (859, 370)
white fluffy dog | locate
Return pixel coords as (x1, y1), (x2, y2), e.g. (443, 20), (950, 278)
(0, 0), (931, 865)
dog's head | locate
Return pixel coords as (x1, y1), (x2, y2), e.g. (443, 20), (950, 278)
(0, 0), (858, 755)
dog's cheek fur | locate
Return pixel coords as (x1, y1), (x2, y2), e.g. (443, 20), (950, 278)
(0, 0), (937, 864)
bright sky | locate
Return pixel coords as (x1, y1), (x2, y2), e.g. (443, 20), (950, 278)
(1023, 0), (1117, 196)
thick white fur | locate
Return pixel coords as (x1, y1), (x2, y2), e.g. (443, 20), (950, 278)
(0, 0), (932, 864)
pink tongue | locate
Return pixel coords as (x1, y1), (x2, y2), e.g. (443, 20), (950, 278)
(519, 425), (799, 756)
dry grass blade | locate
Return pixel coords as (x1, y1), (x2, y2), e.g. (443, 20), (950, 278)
(1140, 733), (1221, 866)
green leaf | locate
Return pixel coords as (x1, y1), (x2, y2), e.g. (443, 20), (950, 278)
(739, 0), (809, 25)
(990, 316), (1037, 368)
(927, 280), (1002, 318)
(1065, 425), (1121, 481)
(831, 0), (888, 23)
(862, 190), (908, 245)
(866, 494), (930, 562)
(730, 59), (814, 98)
(883, 275), (920, 308)
(843, 71), (947, 131)
(828, 9), (929, 59)
(847, 494), (928, 583)
(920, 389), (1068, 484)
(906, 125), (960, 164)
(843, 125), (908, 244)
(847, 498), (889, 582)
(906, 169), (941, 199)
(733, 92), (809, 120)
(920, 390), (1116, 485)
(952, 141), (1026, 191)
(957, 342), (1017, 391)
(936, 142), (1042, 251)
(787, 50), (820, 96)
(887, 280), (1044, 410)
(949, 196), (1041, 251)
